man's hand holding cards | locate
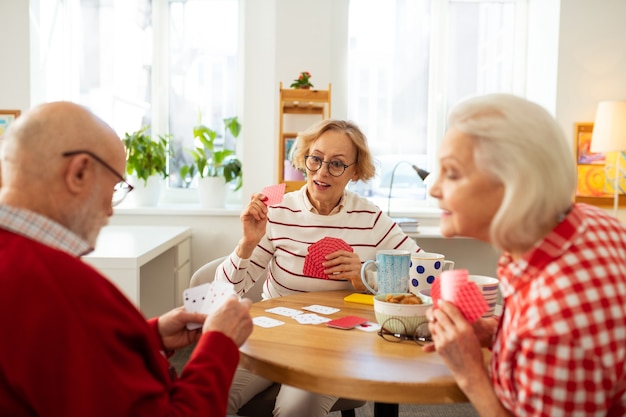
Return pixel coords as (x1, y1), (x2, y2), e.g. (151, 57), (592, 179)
(183, 281), (237, 330)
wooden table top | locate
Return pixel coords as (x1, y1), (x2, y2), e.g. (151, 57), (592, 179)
(239, 290), (472, 404)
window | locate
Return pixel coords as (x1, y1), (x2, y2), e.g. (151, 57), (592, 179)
(30, 0), (238, 192)
(31, 0), (527, 211)
(347, 0), (526, 212)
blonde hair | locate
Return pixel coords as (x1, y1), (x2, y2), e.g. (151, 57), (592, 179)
(291, 119), (376, 181)
(448, 94), (576, 253)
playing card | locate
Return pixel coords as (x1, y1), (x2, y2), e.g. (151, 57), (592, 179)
(431, 271), (488, 323)
(183, 281), (236, 330)
(253, 316), (286, 328)
(183, 283), (212, 330)
(183, 283), (212, 314)
(354, 321), (382, 332)
(265, 306), (303, 317)
(200, 281), (236, 315)
(326, 315), (369, 330)
(261, 183), (286, 206)
(303, 237), (353, 279)
(293, 313), (331, 325)
(302, 305), (340, 315)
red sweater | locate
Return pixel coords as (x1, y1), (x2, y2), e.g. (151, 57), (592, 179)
(0, 229), (239, 417)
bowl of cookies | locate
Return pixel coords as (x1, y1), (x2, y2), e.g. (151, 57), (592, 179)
(373, 293), (432, 335)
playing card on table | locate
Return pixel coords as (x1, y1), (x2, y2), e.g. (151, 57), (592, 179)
(253, 316), (286, 328)
(302, 305), (340, 315)
(431, 270), (488, 323)
(355, 321), (382, 332)
(293, 313), (331, 325)
(265, 306), (303, 317)
(303, 237), (353, 279)
(261, 183), (286, 206)
(326, 315), (369, 330)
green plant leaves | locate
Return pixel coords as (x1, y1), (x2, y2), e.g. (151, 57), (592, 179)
(180, 117), (243, 190)
(123, 126), (172, 185)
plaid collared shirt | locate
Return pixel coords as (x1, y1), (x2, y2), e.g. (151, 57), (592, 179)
(0, 204), (91, 257)
(491, 203), (626, 416)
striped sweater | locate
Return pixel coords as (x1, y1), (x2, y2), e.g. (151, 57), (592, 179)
(216, 187), (421, 299)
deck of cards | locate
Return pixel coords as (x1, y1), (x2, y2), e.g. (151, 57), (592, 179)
(430, 269), (488, 323)
(182, 281), (237, 330)
(303, 237), (354, 279)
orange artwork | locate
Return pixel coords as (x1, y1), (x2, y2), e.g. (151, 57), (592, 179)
(0, 110), (21, 136)
(573, 122), (626, 207)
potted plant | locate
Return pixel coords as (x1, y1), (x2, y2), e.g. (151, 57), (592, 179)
(290, 71), (314, 89)
(122, 126), (172, 206)
(179, 117), (242, 208)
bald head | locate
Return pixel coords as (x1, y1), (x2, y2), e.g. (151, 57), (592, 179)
(3, 102), (123, 164)
(0, 102), (125, 239)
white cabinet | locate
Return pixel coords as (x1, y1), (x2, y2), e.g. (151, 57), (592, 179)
(83, 225), (192, 318)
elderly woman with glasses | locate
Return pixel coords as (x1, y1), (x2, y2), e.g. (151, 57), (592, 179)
(214, 119), (423, 417)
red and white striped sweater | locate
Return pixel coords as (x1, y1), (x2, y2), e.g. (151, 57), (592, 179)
(217, 187), (421, 299)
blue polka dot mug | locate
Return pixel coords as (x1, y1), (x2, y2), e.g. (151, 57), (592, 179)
(409, 252), (454, 296)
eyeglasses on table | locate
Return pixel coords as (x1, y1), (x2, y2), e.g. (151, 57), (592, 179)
(377, 318), (432, 346)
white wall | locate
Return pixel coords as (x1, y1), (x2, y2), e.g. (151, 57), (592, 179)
(555, 0), (626, 223)
(240, 0), (348, 199)
(0, 0), (30, 110)
(556, 0), (626, 133)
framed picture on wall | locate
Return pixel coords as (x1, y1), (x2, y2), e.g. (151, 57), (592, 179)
(573, 122), (626, 206)
(0, 110), (21, 136)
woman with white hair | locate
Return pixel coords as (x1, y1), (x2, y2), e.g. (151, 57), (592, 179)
(424, 93), (626, 416)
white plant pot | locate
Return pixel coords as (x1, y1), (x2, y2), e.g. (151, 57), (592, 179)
(198, 176), (227, 208)
(129, 175), (162, 207)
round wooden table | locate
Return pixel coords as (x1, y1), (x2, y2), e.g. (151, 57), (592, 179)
(239, 290), (475, 414)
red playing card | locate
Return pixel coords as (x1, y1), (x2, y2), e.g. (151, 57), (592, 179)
(430, 273), (488, 323)
(303, 237), (353, 279)
(326, 315), (369, 330)
(261, 183), (286, 206)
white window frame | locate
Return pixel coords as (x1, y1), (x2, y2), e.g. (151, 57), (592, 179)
(347, 0), (528, 214)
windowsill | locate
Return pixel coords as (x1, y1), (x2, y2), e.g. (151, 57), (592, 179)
(113, 202), (244, 216)
(113, 197), (442, 225)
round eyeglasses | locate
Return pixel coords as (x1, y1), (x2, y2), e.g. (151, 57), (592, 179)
(62, 150), (134, 207)
(377, 318), (432, 346)
(304, 155), (356, 177)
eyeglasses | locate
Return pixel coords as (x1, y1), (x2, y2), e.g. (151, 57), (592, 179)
(304, 155), (356, 177)
(62, 150), (134, 206)
(377, 318), (432, 346)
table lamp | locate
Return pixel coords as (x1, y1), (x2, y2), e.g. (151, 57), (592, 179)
(590, 100), (626, 218)
(387, 160), (431, 216)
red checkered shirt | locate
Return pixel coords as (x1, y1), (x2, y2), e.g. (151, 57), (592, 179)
(492, 203), (626, 416)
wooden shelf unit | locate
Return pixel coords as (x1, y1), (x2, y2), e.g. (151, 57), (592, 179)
(278, 82), (331, 193)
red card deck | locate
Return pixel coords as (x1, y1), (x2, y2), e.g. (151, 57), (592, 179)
(303, 237), (353, 279)
(326, 315), (369, 330)
(430, 270), (488, 323)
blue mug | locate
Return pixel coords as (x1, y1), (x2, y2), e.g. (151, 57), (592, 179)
(360, 250), (411, 294)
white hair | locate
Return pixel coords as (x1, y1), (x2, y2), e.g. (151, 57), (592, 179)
(448, 93), (576, 253)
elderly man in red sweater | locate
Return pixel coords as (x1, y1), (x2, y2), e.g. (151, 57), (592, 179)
(0, 101), (253, 417)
